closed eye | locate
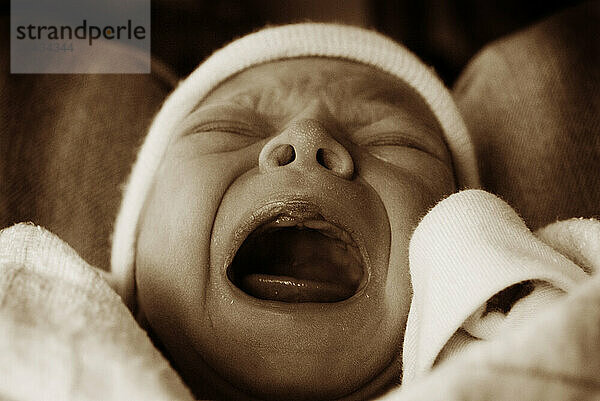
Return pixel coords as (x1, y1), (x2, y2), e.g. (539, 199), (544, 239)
(184, 120), (258, 137)
(181, 120), (260, 153)
(177, 102), (272, 139)
(362, 133), (429, 153)
(351, 115), (450, 163)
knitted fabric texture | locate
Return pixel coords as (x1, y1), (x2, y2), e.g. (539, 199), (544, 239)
(111, 23), (480, 305)
(402, 190), (590, 383)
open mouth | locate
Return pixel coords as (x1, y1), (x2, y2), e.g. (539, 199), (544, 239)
(227, 214), (365, 303)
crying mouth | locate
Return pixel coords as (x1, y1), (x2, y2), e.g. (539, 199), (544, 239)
(227, 214), (365, 303)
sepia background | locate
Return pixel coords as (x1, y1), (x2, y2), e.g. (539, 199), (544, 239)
(148, 0), (585, 83)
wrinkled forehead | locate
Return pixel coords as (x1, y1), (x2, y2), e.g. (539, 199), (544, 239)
(196, 57), (443, 134)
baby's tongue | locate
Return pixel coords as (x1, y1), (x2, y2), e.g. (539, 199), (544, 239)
(238, 229), (360, 303)
(241, 268), (355, 303)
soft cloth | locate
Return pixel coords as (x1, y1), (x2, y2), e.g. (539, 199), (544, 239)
(387, 189), (599, 400)
(0, 223), (193, 401)
(402, 189), (591, 382)
(382, 266), (600, 400)
(110, 22), (480, 307)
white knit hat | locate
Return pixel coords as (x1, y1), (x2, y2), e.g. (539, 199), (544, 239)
(111, 23), (480, 306)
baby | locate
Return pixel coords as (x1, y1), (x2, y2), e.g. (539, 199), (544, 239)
(109, 23), (480, 400)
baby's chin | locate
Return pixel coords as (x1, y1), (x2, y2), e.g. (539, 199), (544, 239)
(167, 173), (407, 400)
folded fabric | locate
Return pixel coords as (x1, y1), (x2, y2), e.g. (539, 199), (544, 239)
(0, 223), (193, 401)
(381, 268), (600, 400)
(385, 189), (599, 400)
(403, 189), (591, 382)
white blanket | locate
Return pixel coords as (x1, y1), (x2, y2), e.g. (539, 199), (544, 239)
(0, 223), (193, 401)
(382, 190), (600, 400)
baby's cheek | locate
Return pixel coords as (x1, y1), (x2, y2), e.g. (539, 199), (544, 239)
(135, 146), (263, 357)
(135, 175), (211, 334)
(352, 150), (453, 304)
(348, 154), (416, 308)
(409, 154), (456, 200)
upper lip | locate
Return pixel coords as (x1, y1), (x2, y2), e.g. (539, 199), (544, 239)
(250, 214), (356, 245)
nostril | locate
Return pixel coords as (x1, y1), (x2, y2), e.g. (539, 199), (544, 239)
(273, 144), (295, 166)
(316, 148), (340, 171)
(316, 147), (354, 179)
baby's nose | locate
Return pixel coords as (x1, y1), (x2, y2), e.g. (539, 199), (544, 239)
(258, 119), (354, 180)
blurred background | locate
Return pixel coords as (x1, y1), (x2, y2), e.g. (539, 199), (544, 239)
(148, 0), (585, 84)
(0, 0), (587, 82)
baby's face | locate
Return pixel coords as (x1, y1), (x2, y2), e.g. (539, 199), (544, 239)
(137, 58), (455, 400)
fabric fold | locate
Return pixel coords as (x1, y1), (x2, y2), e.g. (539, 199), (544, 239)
(402, 189), (589, 383)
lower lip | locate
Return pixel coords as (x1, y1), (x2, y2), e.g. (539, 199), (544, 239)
(238, 273), (358, 303)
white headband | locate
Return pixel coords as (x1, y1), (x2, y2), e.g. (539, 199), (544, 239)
(111, 23), (480, 306)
